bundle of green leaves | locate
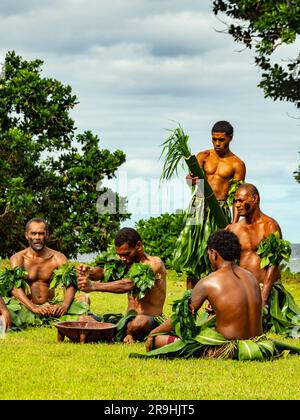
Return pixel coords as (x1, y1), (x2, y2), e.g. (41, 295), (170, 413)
(94, 250), (156, 297)
(93, 246), (126, 282)
(125, 263), (156, 299)
(170, 290), (198, 341)
(0, 266), (27, 297)
(226, 179), (244, 207)
(257, 231), (291, 269)
(50, 263), (77, 289)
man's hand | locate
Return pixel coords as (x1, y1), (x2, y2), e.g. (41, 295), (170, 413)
(77, 276), (94, 293)
(145, 335), (154, 352)
(76, 264), (90, 279)
(31, 304), (53, 317)
(205, 302), (215, 315)
(50, 304), (69, 318)
(186, 173), (200, 187)
(1, 310), (12, 330)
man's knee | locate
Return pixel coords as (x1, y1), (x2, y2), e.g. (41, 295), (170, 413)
(75, 294), (91, 306)
(127, 315), (152, 337)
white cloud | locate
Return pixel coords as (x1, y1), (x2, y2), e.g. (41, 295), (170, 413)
(0, 0), (299, 242)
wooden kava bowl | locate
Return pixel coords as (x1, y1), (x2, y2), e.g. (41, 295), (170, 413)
(54, 321), (117, 343)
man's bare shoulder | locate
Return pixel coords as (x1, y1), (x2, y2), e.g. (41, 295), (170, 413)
(145, 255), (166, 276)
(231, 153), (246, 168)
(226, 219), (246, 232)
(230, 152), (244, 164)
(194, 271), (218, 290)
(261, 214), (281, 236)
(47, 248), (68, 266)
(10, 249), (28, 265)
(196, 150), (211, 161)
(237, 265), (258, 282)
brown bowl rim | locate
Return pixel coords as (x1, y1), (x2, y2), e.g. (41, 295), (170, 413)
(54, 321), (117, 331)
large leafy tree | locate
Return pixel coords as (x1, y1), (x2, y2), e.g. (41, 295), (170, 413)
(135, 212), (185, 268)
(212, 0), (300, 181)
(0, 51), (129, 258)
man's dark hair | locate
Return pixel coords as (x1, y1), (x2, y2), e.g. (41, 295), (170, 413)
(237, 183), (260, 201)
(211, 121), (233, 136)
(26, 218), (49, 232)
(207, 230), (240, 261)
(115, 227), (142, 247)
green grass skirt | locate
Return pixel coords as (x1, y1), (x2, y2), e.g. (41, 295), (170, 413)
(264, 283), (300, 337)
(130, 317), (300, 361)
(172, 196), (231, 280)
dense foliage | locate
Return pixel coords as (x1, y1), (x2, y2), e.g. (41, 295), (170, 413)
(135, 212), (185, 267)
(0, 51), (129, 258)
(212, 0), (300, 106)
(212, 1), (300, 182)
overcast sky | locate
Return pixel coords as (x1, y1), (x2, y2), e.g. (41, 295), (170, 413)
(0, 0), (299, 243)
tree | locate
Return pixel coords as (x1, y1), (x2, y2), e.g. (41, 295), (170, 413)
(0, 51), (129, 258)
(135, 212), (185, 267)
(212, 1), (300, 181)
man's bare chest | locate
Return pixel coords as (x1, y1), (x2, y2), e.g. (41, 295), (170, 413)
(203, 157), (235, 179)
(237, 226), (266, 252)
(23, 258), (57, 283)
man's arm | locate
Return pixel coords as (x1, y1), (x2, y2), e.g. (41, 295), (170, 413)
(232, 159), (246, 223)
(262, 266), (280, 306)
(78, 276), (134, 294)
(145, 318), (173, 352)
(189, 277), (210, 313)
(261, 221), (282, 305)
(53, 284), (76, 317)
(51, 252), (75, 317)
(76, 264), (104, 281)
(0, 296), (11, 330)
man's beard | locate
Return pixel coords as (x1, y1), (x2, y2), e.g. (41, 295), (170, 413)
(29, 239), (45, 252)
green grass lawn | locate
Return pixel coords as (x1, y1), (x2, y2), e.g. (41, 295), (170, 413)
(1, 266), (300, 400)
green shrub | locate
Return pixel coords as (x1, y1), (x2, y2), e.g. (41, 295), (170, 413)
(135, 212), (185, 267)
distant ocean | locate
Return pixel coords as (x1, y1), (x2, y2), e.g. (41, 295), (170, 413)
(78, 243), (300, 274)
(288, 244), (300, 274)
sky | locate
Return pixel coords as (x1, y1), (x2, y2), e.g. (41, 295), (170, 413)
(0, 0), (299, 243)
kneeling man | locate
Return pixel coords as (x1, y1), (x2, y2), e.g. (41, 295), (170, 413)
(77, 227), (166, 344)
(146, 230), (262, 353)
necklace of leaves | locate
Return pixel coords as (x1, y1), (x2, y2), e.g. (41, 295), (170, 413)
(94, 248), (156, 299)
(257, 231), (291, 269)
(50, 263), (78, 290)
(0, 266), (28, 297)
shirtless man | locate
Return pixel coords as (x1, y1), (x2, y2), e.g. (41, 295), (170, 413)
(77, 227), (166, 344)
(226, 184), (281, 306)
(192, 121), (245, 198)
(181, 121), (246, 289)
(146, 230), (262, 351)
(10, 218), (75, 317)
(0, 297), (11, 330)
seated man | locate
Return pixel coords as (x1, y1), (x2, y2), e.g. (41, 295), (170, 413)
(0, 296), (11, 331)
(77, 227), (166, 344)
(144, 230), (263, 356)
(8, 218), (88, 327)
(226, 183), (300, 335)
